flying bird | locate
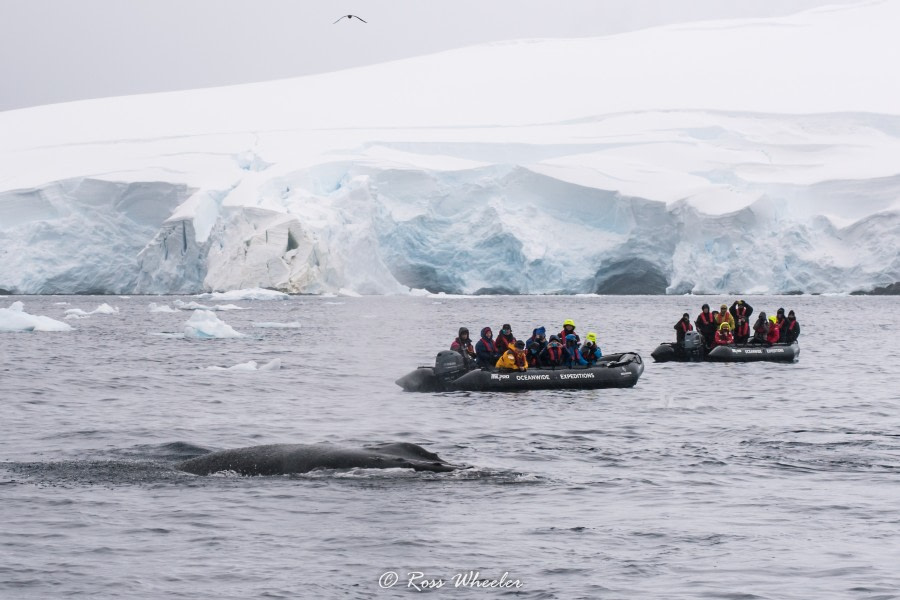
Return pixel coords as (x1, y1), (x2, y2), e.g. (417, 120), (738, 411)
(333, 15), (367, 23)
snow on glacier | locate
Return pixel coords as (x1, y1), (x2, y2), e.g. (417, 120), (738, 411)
(1, 1), (899, 295)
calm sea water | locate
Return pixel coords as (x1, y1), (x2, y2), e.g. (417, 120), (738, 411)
(1, 294), (898, 599)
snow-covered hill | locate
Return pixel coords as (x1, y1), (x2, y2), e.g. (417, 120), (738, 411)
(1, 0), (898, 295)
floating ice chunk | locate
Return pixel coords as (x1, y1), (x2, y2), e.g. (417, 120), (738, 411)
(0, 302), (72, 332)
(148, 302), (179, 313)
(174, 299), (213, 310)
(212, 304), (246, 311)
(258, 358), (281, 371)
(183, 310), (245, 339)
(252, 322), (302, 329)
(64, 303), (119, 317)
(197, 288), (289, 301)
(173, 299), (247, 311)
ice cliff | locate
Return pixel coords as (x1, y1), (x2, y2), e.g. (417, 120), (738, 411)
(1, 1), (898, 295)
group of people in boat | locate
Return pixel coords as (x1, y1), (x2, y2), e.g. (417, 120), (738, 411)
(675, 300), (801, 348)
(451, 320), (603, 372)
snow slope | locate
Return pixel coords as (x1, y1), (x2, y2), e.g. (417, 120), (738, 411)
(1, 0), (898, 295)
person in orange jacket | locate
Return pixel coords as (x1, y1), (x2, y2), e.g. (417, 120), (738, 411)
(496, 340), (528, 371)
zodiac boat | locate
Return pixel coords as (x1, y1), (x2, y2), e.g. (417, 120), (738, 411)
(396, 350), (644, 392)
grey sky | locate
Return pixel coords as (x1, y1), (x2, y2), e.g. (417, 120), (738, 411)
(1, 0), (841, 112)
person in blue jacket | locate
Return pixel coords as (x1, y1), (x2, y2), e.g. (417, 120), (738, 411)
(474, 327), (500, 368)
(563, 334), (588, 367)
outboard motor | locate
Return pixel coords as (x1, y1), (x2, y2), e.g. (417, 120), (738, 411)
(682, 330), (704, 361)
(433, 351), (467, 385)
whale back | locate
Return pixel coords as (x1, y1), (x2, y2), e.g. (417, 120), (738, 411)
(176, 443), (457, 476)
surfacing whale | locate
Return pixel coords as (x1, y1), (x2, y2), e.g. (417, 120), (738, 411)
(176, 442), (463, 476)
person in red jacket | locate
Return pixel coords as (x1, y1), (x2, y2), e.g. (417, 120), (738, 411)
(766, 316), (781, 345)
(733, 316), (750, 345)
(714, 322), (734, 346)
(674, 313), (693, 345)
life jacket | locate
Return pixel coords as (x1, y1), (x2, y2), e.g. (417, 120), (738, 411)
(766, 323), (781, 344)
(558, 328), (578, 343)
(478, 333), (497, 354)
(451, 338), (474, 355)
(697, 312), (714, 329)
(514, 349), (527, 368)
(676, 320), (693, 333)
(544, 345), (563, 364)
(496, 333), (516, 353)
(734, 304), (750, 319)
(734, 322), (750, 338)
(564, 344), (584, 364)
(714, 331), (733, 346)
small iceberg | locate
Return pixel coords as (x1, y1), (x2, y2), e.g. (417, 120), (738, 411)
(183, 310), (245, 339)
(196, 288), (289, 301)
(148, 302), (179, 313)
(174, 299), (247, 311)
(205, 358), (282, 371)
(0, 301), (72, 332)
(64, 303), (119, 317)
(252, 321), (302, 329)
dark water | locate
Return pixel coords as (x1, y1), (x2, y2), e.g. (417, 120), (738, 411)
(1, 294), (898, 599)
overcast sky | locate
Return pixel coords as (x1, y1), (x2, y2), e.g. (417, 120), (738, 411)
(1, 0), (842, 112)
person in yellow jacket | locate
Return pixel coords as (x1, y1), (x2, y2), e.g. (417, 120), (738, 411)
(496, 340), (528, 371)
(714, 303), (735, 331)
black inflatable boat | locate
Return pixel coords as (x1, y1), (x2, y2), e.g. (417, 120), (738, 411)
(652, 332), (799, 363)
(397, 350), (644, 392)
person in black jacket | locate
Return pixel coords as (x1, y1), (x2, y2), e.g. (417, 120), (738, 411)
(495, 324), (516, 354)
(450, 327), (476, 367)
(474, 327), (500, 367)
(674, 313), (693, 345)
(695, 304), (717, 348)
(750, 312), (769, 344)
(729, 299), (753, 322)
(539, 335), (565, 368)
(782, 310), (801, 343)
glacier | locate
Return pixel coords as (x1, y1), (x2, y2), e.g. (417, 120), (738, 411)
(1, 1), (899, 295)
